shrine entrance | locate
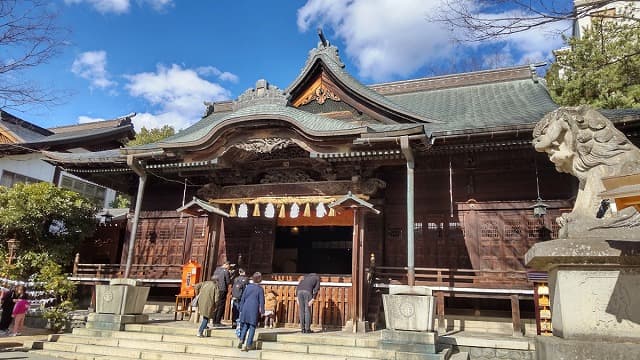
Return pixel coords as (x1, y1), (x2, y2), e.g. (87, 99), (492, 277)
(273, 225), (352, 274)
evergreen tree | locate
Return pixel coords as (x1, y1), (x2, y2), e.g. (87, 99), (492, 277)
(546, 17), (640, 108)
(127, 125), (175, 146)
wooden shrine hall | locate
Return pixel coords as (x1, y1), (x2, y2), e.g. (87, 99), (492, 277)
(45, 35), (640, 333)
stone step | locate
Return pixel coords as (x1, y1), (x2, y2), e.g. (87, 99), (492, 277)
(125, 323), (280, 340)
(260, 350), (369, 360)
(449, 351), (470, 360)
(37, 349), (135, 360)
(71, 328), (237, 347)
(37, 339), (259, 360)
(261, 348), (451, 360)
(274, 332), (380, 348)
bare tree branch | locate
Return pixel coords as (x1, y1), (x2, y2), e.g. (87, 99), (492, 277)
(0, 0), (68, 109)
(434, 0), (639, 42)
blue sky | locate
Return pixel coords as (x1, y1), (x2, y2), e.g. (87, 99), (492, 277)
(17, 0), (572, 131)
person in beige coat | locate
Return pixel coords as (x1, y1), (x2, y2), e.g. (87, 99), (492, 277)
(194, 276), (221, 337)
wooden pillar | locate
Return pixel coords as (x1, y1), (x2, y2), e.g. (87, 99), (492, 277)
(204, 215), (222, 280)
(350, 208), (360, 331)
(356, 209), (366, 327)
(437, 291), (446, 332)
(511, 294), (522, 337)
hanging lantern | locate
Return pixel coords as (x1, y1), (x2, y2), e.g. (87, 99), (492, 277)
(290, 203), (300, 218)
(531, 162), (549, 218)
(531, 197), (549, 218)
(253, 203), (261, 217)
(229, 204), (237, 217)
(238, 203), (249, 218)
(316, 202), (327, 218)
(265, 203), (275, 218)
(278, 204), (286, 218)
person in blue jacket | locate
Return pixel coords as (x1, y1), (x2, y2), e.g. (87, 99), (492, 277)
(237, 272), (264, 351)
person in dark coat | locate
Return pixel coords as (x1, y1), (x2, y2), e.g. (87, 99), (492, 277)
(193, 276), (220, 337)
(237, 272), (264, 351)
(0, 285), (24, 334)
(212, 261), (231, 326)
(231, 268), (249, 327)
(296, 273), (320, 333)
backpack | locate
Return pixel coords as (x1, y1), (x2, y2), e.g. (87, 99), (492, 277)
(232, 276), (248, 299)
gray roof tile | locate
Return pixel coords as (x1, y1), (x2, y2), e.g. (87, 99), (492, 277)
(386, 79), (558, 132)
(160, 104), (367, 145)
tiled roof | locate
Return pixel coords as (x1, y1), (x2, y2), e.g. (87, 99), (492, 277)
(386, 78), (558, 132)
(370, 65), (535, 95)
(49, 115), (133, 133)
(0, 110), (134, 151)
(29, 125), (133, 145)
(0, 111), (51, 143)
(160, 104), (369, 146)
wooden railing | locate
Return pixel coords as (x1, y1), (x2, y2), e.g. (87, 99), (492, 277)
(72, 263), (182, 283)
(222, 274), (352, 329)
(368, 261), (534, 336)
(373, 266), (530, 289)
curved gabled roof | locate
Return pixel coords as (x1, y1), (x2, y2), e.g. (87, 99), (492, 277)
(286, 43), (439, 124)
(158, 103), (370, 149)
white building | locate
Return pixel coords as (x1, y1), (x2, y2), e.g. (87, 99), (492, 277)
(573, 1), (639, 38)
(0, 110), (134, 207)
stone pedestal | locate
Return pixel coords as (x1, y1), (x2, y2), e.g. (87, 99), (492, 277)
(89, 279), (150, 331)
(382, 285), (436, 331)
(381, 285), (449, 359)
(526, 238), (640, 359)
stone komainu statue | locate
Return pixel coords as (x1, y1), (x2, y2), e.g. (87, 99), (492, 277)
(532, 105), (640, 238)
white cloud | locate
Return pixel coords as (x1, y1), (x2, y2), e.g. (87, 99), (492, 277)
(130, 111), (192, 132)
(218, 72), (239, 83)
(65, 0), (130, 14)
(142, 0), (174, 12)
(64, 0), (173, 14)
(78, 115), (106, 124)
(71, 50), (116, 89)
(196, 66), (239, 83)
(297, 0), (568, 81)
(124, 64), (232, 130)
(196, 66), (222, 77)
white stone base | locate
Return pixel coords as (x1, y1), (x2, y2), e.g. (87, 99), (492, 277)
(382, 292), (436, 331)
(550, 266), (640, 340)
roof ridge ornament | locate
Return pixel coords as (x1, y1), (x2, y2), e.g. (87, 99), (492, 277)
(305, 28), (345, 69)
(233, 79), (287, 111)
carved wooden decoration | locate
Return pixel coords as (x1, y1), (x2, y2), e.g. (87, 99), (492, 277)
(233, 138), (293, 153)
(0, 130), (17, 144)
(292, 73), (341, 107)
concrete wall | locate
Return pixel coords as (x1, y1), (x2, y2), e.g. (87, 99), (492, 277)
(0, 153), (55, 182)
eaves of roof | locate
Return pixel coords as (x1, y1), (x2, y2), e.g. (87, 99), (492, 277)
(25, 124), (134, 147)
(157, 104), (370, 149)
(49, 114), (133, 134)
(0, 111), (51, 143)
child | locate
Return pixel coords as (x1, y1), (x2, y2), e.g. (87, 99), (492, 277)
(11, 293), (28, 336)
(263, 290), (277, 328)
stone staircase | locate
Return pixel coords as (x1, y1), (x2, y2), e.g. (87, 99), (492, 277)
(28, 323), (470, 360)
